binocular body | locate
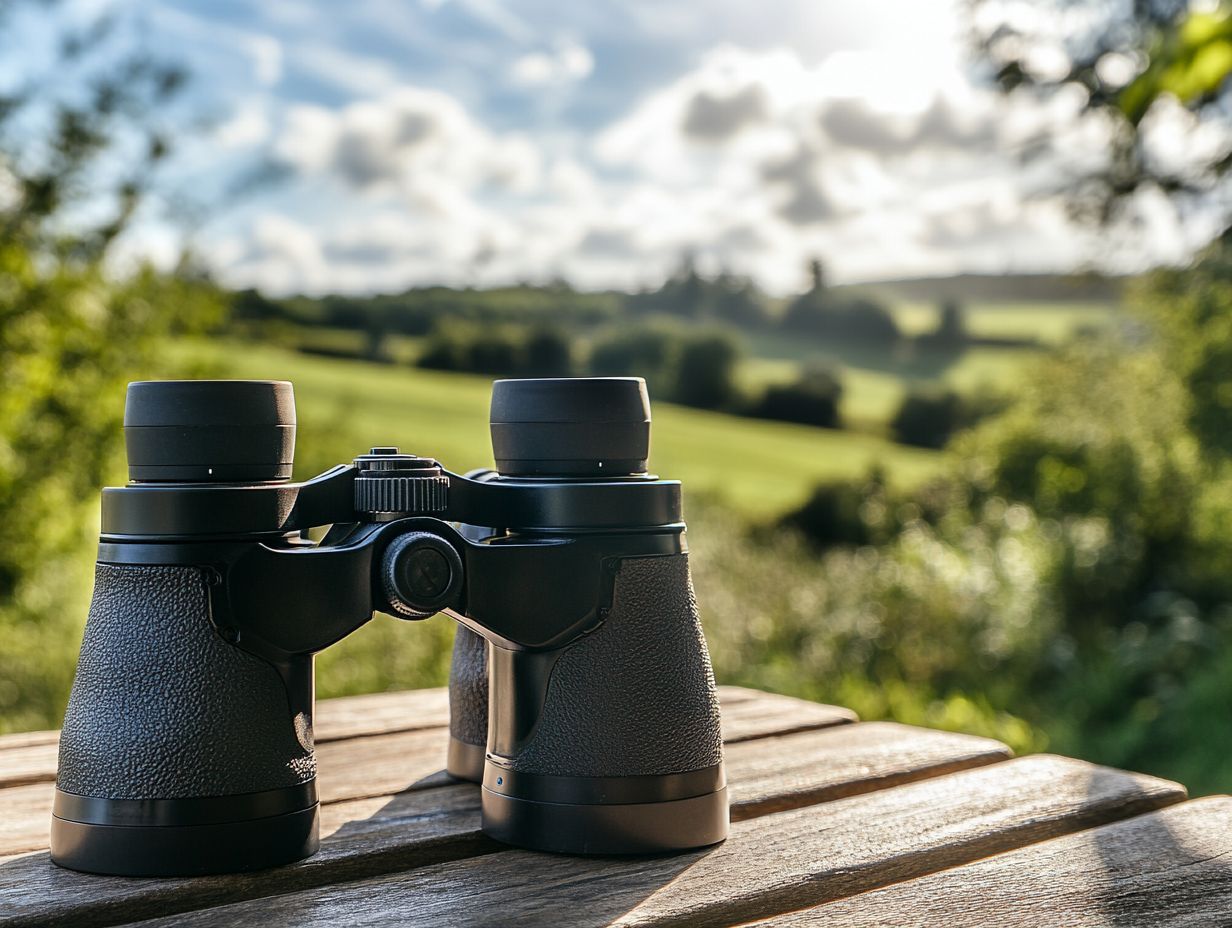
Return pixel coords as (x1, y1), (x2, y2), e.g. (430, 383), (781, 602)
(51, 377), (728, 876)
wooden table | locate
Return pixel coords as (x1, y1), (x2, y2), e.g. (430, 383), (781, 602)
(1, 686), (1229, 926)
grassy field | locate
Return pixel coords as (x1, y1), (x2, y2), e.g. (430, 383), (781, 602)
(738, 300), (1118, 427)
(277, 300), (1111, 436)
(887, 300), (1120, 341)
(177, 339), (943, 517)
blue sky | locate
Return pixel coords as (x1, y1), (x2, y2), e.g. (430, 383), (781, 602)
(1, 0), (1213, 295)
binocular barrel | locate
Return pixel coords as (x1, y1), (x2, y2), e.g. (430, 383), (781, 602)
(51, 377), (728, 876)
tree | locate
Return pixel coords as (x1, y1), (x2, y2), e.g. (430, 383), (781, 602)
(808, 258), (827, 293)
(712, 271), (769, 327)
(672, 333), (742, 410)
(521, 326), (573, 377)
(970, 0), (1232, 231)
(749, 367), (844, 429)
(0, 6), (222, 731)
(919, 299), (968, 349)
(890, 388), (966, 449)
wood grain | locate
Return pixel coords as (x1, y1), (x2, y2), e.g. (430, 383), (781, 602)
(752, 795), (1232, 927)
(0, 686), (854, 790)
(117, 755), (1185, 928)
(0, 722), (1005, 927)
(0, 689), (858, 858)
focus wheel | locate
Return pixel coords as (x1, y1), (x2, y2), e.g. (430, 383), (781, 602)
(381, 532), (464, 619)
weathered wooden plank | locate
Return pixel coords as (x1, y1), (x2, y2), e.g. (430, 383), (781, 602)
(0, 686), (851, 790)
(0, 719), (990, 858)
(751, 796), (1232, 927)
(0, 723), (1008, 927)
(0, 744), (61, 791)
(719, 690), (856, 742)
(0, 688), (853, 857)
(126, 755), (1183, 928)
(0, 689), (452, 791)
(728, 721), (1008, 820)
(0, 786), (493, 928)
(0, 732), (57, 751)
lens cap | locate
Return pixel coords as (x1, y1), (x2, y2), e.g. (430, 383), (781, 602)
(124, 381), (296, 482)
(489, 378), (651, 477)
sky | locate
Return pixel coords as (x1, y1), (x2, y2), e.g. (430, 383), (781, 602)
(1, 0), (1219, 295)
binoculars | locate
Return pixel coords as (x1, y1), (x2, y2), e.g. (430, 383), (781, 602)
(49, 377), (728, 876)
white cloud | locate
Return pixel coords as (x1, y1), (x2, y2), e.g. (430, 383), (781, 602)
(511, 39), (594, 87)
(204, 30), (1171, 296)
(275, 86), (541, 195)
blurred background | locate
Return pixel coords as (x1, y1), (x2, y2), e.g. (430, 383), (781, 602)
(5, 0), (1232, 793)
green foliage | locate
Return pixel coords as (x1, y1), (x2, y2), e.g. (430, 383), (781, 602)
(768, 246), (1232, 791)
(0, 4), (224, 731)
(522, 327), (573, 377)
(891, 388), (967, 449)
(1132, 249), (1232, 458)
(625, 254), (770, 326)
(695, 495), (1052, 755)
(973, 0), (1232, 226)
(781, 287), (899, 343)
(748, 366), (844, 429)
(0, 253), (224, 729)
(417, 321), (575, 377)
(588, 324), (680, 392)
(672, 332), (742, 410)
(779, 469), (891, 549)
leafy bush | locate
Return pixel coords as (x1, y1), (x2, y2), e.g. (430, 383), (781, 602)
(0, 14), (225, 731)
(890, 388), (967, 448)
(672, 332), (742, 410)
(587, 324), (746, 410)
(624, 256), (770, 326)
(748, 367), (843, 428)
(781, 292), (900, 343)
(778, 469), (893, 549)
(588, 325), (680, 385)
(0, 254), (224, 730)
(418, 322), (574, 377)
(521, 327), (573, 377)
(466, 330), (522, 374)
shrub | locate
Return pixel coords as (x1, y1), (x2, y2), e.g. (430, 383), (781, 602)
(587, 325), (683, 398)
(781, 293), (900, 343)
(749, 367), (843, 428)
(779, 470), (892, 549)
(671, 332), (742, 410)
(466, 330), (521, 374)
(890, 388), (966, 449)
(521, 327), (573, 377)
(417, 322), (472, 371)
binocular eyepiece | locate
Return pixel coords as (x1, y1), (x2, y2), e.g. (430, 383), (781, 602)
(52, 377), (727, 876)
(124, 380), (297, 482)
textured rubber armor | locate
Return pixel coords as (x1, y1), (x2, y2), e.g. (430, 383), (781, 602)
(449, 625), (489, 749)
(57, 563), (314, 800)
(505, 553), (722, 777)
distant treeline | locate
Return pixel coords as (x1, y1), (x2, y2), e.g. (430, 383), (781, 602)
(229, 257), (1022, 448)
(232, 256), (1056, 352)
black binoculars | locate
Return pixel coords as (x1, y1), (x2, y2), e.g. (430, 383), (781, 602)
(49, 377), (728, 876)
